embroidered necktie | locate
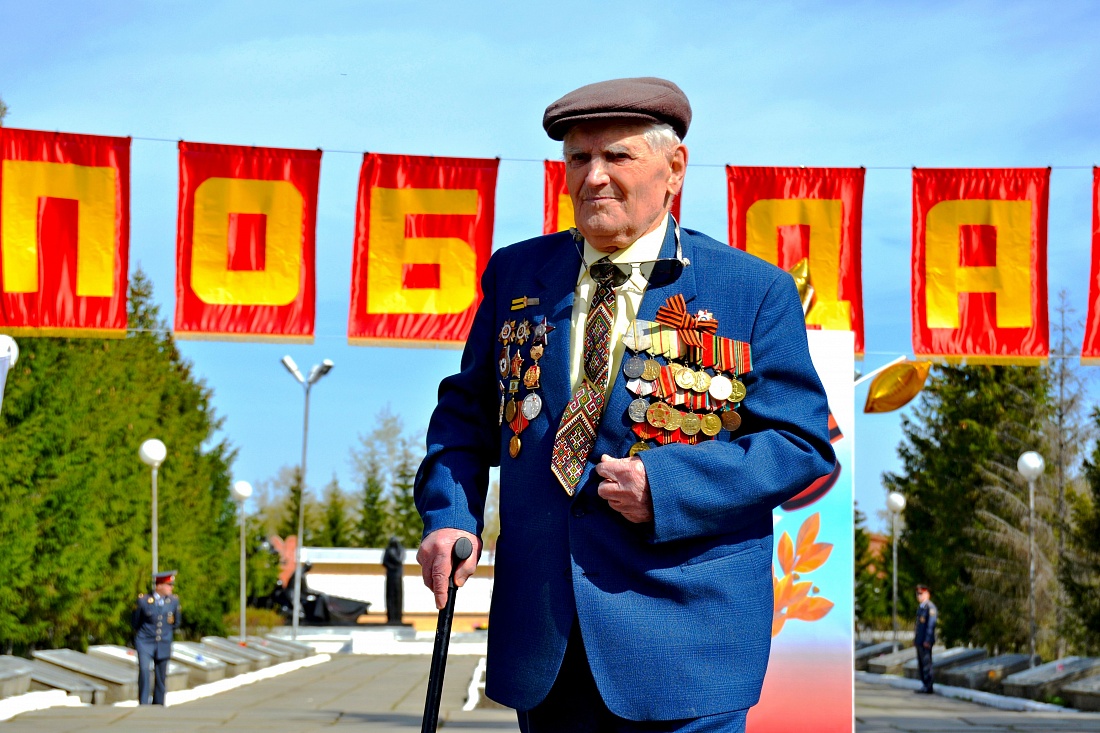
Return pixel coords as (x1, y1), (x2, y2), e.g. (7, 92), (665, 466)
(551, 261), (617, 495)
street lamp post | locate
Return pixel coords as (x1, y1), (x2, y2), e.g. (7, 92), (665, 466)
(138, 439), (167, 582)
(887, 491), (907, 652)
(281, 356), (333, 640)
(1018, 451), (1045, 669)
(231, 480), (253, 645)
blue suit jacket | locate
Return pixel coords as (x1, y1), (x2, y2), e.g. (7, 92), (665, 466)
(415, 221), (835, 720)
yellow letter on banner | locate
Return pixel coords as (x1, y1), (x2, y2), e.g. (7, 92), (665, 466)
(745, 198), (850, 329)
(192, 178), (303, 306)
(1, 160), (117, 296)
(924, 200), (1032, 329)
(557, 194), (575, 232)
(367, 188), (478, 314)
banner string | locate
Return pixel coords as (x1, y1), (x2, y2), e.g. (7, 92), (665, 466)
(126, 138), (1095, 171)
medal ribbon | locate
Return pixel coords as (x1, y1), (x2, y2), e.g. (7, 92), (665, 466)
(655, 294), (719, 349)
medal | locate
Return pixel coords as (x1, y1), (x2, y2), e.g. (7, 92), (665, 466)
(628, 442), (651, 457)
(521, 393), (543, 420)
(729, 378), (747, 403)
(509, 434), (522, 458)
(675, 367), (696, 390)
(721, 409), (742, 432)
(709, 374), (733, 401)
(646, 401), (673, 428)
(504, 399), (517, 423)
(701, 413), (723, 437)
(692, 370), (711, 393)
(498, 381), (506, 426)
(498, 347), (510, 378)
(533, 315), (555, 346)
(523, 364), (542, 389)
(515, 319), (531, 344)
(623, 355), (645, 379)
(499, 320), (515, 344)
(664, 409), (684, 432)
(628, 398), (650, 423)
(641, 358), (661, 381)
(681, 413), (702, 436)
(510, 351), (525, 379)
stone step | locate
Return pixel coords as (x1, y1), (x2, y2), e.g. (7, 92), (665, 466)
(227, 635), (295, 661)
(169, 642), (228, 686)
(1001, 656), (1100, 701)
(86, 644), (190, 692)
(0, 656), (33, 699)
(1062, 672), (1100, 712)
(941, 653), (1038, 693)
(855, 641), (907, 671)
(31, 649), (137, 703)
(25, 659), (107, 704)
(867, 646), (918, 675)
(175, 641), (253, 676)
(264, 633), (318, 656)
(201, 637), (273, 668)
(900, 646), (982, 680)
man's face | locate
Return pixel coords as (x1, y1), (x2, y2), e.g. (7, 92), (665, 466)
(564, 122), (687, 252)
(917, 589), (929, 604)
(156, 580), (173, 596)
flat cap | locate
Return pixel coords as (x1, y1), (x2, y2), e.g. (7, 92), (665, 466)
(543, 77), (691, 141)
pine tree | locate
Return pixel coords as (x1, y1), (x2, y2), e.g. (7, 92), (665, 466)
(1061, 408), (1100, 654)
(318, 475), (352, 547)
(885, 364), (1051, 648)
(355, 463), (388, 548)
(854, 503), (887, 631)
(0, 95), (8, 126)
(390, 437), (424, 547)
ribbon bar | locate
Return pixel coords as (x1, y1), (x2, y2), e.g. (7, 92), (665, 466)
(655, 294), (718, 348)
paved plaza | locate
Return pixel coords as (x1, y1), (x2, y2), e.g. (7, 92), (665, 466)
(7, 655), (1100, 731)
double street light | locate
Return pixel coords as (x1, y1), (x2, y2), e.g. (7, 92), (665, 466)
(138, 439), (167, 583)
(281, 355), (333, 640)
(887, 491), (906, 652)
(1017, 450), (1045, 669)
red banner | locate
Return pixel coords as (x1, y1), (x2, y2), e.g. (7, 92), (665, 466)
(0, 128), (130, 336)
(1082, 168), (1100, 363)
(912, 168), (1049, 363)
(543, 159), (682, 235)
(727, 167), (865, 356)
(174, 141), (320, 342)
(349, 153), (498, 346)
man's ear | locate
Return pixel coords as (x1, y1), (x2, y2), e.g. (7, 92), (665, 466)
(667, 144), (688, 197)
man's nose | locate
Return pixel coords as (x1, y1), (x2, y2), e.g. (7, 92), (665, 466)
(584, 158), (611, 188)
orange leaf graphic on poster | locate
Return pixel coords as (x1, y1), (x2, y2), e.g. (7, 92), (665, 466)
(772, 512), (834, 637)
(777, 532), (794, 575)
(796, 511), (820, 549)
(794, 542), (833, 573)
(787, 596), (835, 622)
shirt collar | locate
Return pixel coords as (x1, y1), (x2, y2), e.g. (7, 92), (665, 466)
(581, 214), (669, 267)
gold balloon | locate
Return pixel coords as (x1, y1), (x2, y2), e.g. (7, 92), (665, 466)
(787, 258), (815, 315)
(863, 361), (932, 414)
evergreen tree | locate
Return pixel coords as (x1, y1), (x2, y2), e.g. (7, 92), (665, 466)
(1061, 407), (1100, 654)
(355, 462), (388, 548)
(854, 503), (887, 630)
(885, 364), (1051, 648)
(0, 270), (236, 651)
(318, 475), (352, 547)
(390, 437), (423, 547)
(0, 95), (8, 125)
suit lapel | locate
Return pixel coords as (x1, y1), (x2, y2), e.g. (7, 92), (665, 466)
(534, 233), (580, 419)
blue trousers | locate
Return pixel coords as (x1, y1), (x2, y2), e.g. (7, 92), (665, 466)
(135, 641), (169, 705)
(518, 622), (748, 733)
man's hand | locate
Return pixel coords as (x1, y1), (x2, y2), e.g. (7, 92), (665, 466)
(923, 641), (931, 649)
(416, 529), (482, 610)
(596, 454), (653, 523)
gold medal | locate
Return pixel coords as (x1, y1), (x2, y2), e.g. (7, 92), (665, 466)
(721, 409), (742, 432)
(729, 378), (747, 403)
(701, 413), (722, 437)
(667, 362), (685, 376)
(646, 401), (673, 428)
(675, 367), (696, 390)
(509, 434), (522, 458)
(665, 409), (684, 431)
(692, 370), (711, 393)
(523, 364), (541, 389)
(504, 399), (517, 423)
(681, 412), (702, 436)
(641, 359), (661, 381)
(628, 442), (651, 457)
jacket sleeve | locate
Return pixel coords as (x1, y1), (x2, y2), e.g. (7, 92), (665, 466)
(414, 255), (502, 538)
(173, 599), (181, 632)
(131, 600), (142, 632)
(641, 271), (836, 544)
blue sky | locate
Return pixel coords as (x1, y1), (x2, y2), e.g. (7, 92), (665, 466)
(3, 1), (1099, 530)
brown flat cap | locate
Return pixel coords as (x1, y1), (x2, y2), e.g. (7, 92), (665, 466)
(543, 77), (691, 141)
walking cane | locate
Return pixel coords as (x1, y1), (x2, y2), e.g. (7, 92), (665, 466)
(421, 536), (474, 732)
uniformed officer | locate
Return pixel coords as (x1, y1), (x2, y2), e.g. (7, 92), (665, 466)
(914, 583), (937, 694)
(132, 569), (181, 705)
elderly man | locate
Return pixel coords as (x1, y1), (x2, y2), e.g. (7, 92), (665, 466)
(415, 77), (834, 731)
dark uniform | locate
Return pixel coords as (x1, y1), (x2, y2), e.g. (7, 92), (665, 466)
(132, 570), (181, 705)
(915, 592), (937, 693)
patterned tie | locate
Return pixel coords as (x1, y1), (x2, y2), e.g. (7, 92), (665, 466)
(551, 262), (617, 495)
